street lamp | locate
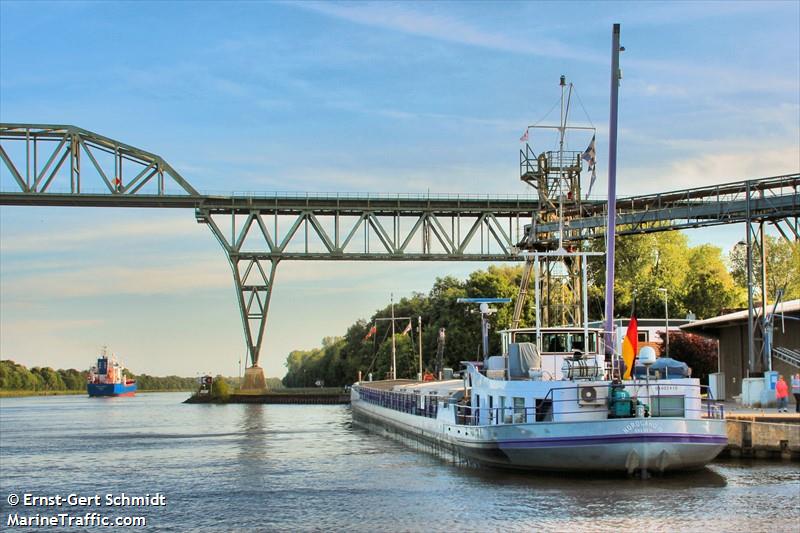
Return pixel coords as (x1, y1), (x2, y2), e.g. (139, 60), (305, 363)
(658, 288), (669, 357)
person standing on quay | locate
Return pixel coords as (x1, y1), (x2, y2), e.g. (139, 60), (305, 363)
(775, 375), (789, 413)
(791, 374), (800, 414)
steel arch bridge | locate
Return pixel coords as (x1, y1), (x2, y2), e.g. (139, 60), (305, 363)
(1, 123), (798, 373)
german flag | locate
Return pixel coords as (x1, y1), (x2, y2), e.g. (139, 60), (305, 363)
(622, 314), (638, 379)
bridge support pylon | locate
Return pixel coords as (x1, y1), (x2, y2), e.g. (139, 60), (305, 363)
(231, 256), (278, 391)
(199, 210), (278, 391)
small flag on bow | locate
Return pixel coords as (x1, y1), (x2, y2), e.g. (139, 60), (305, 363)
(402, 321), (412, 335)
(519, 129), (529, 143)
(364, 325), (377, 341)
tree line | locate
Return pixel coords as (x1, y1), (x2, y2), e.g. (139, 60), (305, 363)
(0, 360), (199, 392)
(282, 233), (799, 387)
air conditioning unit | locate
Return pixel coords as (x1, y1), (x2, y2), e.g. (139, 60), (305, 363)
(578, 385), (602, 406)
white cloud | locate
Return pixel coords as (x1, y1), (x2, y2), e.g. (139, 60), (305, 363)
(620, 144), (799, 195)
(2, 256), (230, 299)
(0, 216), (203, 253)
(291, 1), (601, 62)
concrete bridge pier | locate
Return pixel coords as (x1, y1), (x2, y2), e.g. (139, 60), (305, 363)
(242, 365), (267, 391)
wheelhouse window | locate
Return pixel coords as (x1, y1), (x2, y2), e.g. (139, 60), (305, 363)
(542, 333), (568, 353)
(511, 331), (598, 353)
(501, 396), (511, 423)
(513, 397), (525, 423)
(570, 333), (597, 353)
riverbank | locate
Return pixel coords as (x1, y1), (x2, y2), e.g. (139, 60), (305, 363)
(0, 388), (194, 398)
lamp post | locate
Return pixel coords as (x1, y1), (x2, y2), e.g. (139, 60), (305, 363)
(658, 288), (669, 357)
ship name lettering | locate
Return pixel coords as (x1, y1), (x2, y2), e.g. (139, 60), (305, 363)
(622, 420), (662, 433)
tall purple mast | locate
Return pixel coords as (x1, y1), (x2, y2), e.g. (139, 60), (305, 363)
(603, 24), (623, 357)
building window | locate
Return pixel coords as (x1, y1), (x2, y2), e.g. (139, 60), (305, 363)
(638, 331), (649, 343)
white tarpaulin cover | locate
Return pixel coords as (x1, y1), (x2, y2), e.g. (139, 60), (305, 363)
(509, 342), (541, 377)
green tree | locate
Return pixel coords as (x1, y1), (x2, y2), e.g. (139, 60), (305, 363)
(684, 244), (743, 319)
(31, 367), (66, 391)
(0, 360), (43, 390)
(59, 369), (88, 390)
(211, 375), (230, 400)
(588, 231), (743, 321)
(729, 236), (800, 303)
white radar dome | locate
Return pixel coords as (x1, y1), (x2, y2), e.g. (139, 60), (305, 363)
(638, 346), (657, 366)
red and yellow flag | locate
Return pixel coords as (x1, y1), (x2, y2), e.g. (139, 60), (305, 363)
(621, 315), (638, 379)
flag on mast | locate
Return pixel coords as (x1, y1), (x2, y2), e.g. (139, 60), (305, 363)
(364, 325), (377, 341)
(586, 166), (597, 199)
(582, 134), (598, 198)
(519, 129), (529, 142)
(402, 321), (412, 335)
(621, 313), (638, 379)
(581, 134), (596, 166)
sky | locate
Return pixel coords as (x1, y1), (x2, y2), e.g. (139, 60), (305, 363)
(1, 1), (798, 379)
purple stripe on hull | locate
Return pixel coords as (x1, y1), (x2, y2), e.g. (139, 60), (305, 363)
(498, 433), (727, 449)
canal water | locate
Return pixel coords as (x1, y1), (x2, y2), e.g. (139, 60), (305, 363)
(1, 392), (798, 532)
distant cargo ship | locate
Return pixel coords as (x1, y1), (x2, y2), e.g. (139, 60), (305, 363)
(87, 348), (136, 397)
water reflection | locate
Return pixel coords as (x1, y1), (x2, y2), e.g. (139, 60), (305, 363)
(449, 461), (728, 489)
(233, 404), (274, 492)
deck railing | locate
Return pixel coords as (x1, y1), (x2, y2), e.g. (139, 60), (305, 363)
(454, 383), (725, 427)
(356, 382), (726, 426)
(357, 386), (440, 419)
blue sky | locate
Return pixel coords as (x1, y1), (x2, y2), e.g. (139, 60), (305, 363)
(1, 1), (798, 378)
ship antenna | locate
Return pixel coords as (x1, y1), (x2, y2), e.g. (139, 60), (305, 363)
(457, 298), (512, 367)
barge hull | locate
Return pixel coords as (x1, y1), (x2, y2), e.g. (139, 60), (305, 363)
(352, 396), (727, 473)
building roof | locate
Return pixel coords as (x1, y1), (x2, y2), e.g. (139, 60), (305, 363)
(680, 299), (800, 336)
(588, 318), (693, 329)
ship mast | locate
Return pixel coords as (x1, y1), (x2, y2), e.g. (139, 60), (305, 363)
(516, 78), (594, 330)
(557, 75), (573, 251)
(391, 293), (396, 380)
(603, 23), (623, 362)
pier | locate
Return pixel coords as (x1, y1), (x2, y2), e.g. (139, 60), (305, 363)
(184, 388), (350, 405)
(721, 411), (800, 460)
